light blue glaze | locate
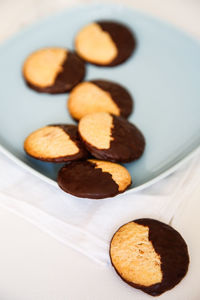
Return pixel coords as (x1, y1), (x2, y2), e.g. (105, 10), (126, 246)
(0, 3), (200, 191)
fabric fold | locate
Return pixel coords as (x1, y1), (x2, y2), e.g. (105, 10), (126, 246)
(0, 149), (199, 265)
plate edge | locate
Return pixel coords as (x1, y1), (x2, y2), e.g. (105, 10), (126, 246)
(0, 144), (199, 196)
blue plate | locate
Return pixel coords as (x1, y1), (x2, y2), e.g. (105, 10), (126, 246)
(0, 3), (200, 192)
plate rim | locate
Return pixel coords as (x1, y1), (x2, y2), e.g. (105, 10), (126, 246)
(0, 2), (200, 51)
(1, 143), (199, 195)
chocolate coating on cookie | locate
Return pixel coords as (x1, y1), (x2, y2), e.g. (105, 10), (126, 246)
(133, 219), (189, 295)
(91, 80), (133, 118)
(68, 80), (133, 120)
(78, 112), (145, 163)
(110, 219), (189, 296)
(24, 124), (88, 162)
(97, 21), (136, 66)
(57, 159), (131, 199)
(23, 48), (85, 94)
(75, 21), (136, 66)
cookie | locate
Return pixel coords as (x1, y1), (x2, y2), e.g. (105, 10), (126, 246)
(110, 218), (189, 296)
(68, 80), (133, 120)
(57, 159), (131, 199)
(23, 48), (85, 93)
(78, 112), (145, 163)
(24, 124), (88, 162)
(75, 21), (136, 66)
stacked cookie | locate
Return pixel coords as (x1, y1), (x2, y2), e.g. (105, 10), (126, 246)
(23, 20), (145, 199)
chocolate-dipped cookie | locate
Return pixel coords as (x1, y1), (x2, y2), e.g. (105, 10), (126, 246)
(57, 159), (131, 199)
(75, 21), (136, 66)
(23, 48), (85, 93)
(68, 80), (133, 120)
(78, 112), (145, 163)
(110, 218), (189, 296)
(24, 124), (88, 162)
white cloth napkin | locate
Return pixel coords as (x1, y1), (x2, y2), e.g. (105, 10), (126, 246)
(0, 149), (199, 265)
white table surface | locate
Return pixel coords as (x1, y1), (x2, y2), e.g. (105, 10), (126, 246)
(0, 1), (200, 299)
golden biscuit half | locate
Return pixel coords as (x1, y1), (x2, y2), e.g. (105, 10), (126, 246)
(75, 21), (136, 66)
(23, 48), (85, 93)
(68, 80), (133, 120)
(24, 124), (88, 162)
(57, 159), (131, 199)
(78, 112), (145, 163)
(110, 219), (189, 296)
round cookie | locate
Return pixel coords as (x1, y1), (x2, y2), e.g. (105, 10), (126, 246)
(75, 21), (136, 66)
(78, 112), (145, 163)
(24, 124), (88, 162)
(23, 48), (85, 93)
(110, 218), (189, 296)
(68, 80), (133, 120)
(57, 159), (131, 199)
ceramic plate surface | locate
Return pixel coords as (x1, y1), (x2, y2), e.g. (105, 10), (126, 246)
(0, 3), (200, 192)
